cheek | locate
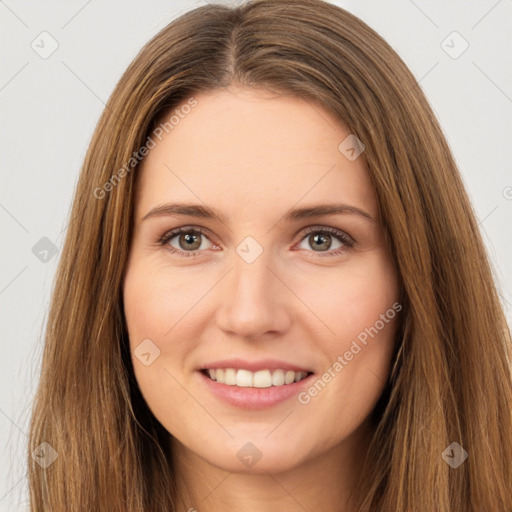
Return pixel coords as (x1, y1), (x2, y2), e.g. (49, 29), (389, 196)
(293, 251), (400, 419)
(123, 261), (197, 423)
(293, 250), (400, 345)
(123, 260), (183, 372)
(123, 259), (199, 347)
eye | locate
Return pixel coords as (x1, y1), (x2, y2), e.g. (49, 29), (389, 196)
(158, 227), (216, 257)
(296, 226), (354, 256)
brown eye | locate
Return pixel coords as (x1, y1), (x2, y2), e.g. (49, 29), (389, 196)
(160, 228), (214, 257)
(307, 232), (335, 251)
(297, 227), (354, 256)
(177, 231), (202, 251)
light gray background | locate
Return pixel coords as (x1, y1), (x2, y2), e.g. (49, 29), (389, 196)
(1, 0), (511, 509)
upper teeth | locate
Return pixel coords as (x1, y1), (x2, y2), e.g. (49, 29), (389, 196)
(206, 368), (309, 388)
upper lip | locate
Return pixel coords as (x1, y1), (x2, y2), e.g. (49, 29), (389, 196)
(200, 358), (313, 373)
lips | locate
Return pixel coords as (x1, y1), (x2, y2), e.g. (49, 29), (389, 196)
(197, 357), (315, 409)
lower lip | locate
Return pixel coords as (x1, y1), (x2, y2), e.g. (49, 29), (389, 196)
(198, 370), (314, 410)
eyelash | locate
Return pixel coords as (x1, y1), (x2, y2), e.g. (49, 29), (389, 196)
(157, 226), (354, 258)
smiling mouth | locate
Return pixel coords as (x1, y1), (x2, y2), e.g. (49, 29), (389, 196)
(200, 368), (313, 388)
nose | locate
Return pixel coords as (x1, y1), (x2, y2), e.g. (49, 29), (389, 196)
(215, 249), (292, 340)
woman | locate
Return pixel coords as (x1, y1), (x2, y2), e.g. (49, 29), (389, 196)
(27, 0), (512, 510)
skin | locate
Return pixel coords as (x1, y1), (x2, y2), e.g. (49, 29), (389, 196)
(123, 86), (401, 512)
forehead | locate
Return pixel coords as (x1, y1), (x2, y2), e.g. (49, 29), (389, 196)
(135, 87), (377, 220)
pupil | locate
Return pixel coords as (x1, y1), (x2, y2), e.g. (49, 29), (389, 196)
(312, 233), (330, 251)
(181, 232), (200, 250)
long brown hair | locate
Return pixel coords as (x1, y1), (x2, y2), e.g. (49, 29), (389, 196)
(27, 0), (512, 510)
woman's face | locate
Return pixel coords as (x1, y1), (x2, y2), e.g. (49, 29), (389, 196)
(123, 86), (400, 474)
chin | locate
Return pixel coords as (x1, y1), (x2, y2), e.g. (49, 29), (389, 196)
(194, 434), (312, 475)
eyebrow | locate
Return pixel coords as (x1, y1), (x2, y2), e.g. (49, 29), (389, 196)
(142, 202), (377, 224)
